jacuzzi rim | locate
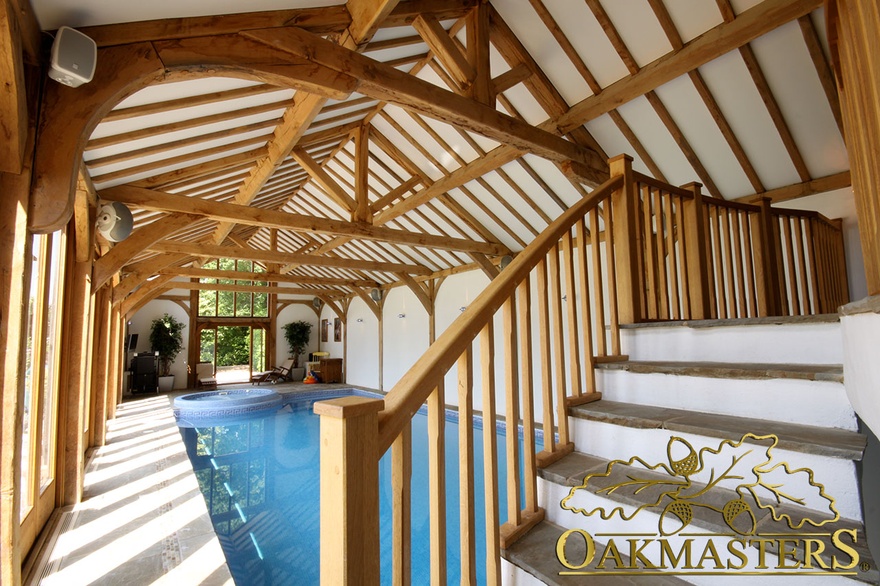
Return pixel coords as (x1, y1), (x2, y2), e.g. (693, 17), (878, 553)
(173, 388), (283, 421)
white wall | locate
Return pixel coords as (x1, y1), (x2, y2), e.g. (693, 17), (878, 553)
(319, 304), (345, 360)
(381, 286), (430, 391)
(345, 296), (380, 389)
(127, 299), (190, 390)
(275, 303), (320, 366)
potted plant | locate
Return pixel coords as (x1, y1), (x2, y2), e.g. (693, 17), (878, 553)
(282, 320), (312, 381)
(150, 313), (184, 392)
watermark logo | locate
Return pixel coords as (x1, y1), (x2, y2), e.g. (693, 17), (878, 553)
(555, 434), (866, 576)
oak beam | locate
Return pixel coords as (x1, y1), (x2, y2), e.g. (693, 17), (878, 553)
(413, 13), (475, 91)
(346, 0), (401, 45)
(93, 213), (201, 291)
(243, 26), (606, 169)
(373, 142), (524, 225)
(160, 266), (377, 288)
(370, 176), (420, 213)
(291, 146), (356, 212)
(0, 0), (27, 174)
(212, 92), (330, 243)
(556, 0), (823, 133)
(734, 171), (852, 205)
(468, 2), (493, 104)
(116, 253), (191, 298)
(100, 185), (509, 255)
(354, 125), (372, 223)
(150, 240), (433, 275)
(155, 281), (335, 296)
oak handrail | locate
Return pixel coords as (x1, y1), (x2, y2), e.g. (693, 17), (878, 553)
(376, 174), (623, 453)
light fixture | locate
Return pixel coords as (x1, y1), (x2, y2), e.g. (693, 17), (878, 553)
(370, 288), (383, 302)
(96, 201), (133, 242)
(397, 313), (406, 319)
(499, 255), (513, 270)
(459, 306), (467, 312)
(356, 318), (364, 323)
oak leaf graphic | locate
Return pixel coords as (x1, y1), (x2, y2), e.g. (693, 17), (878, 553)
(560, 433), (839, 535)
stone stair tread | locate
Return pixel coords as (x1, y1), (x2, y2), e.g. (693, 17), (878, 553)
(502, 520), (691, 585)
(620, 314), (841, 329)
(596, 360), (844, 382)
(538, 451), (877, 583)
(569, 400), (866, 460)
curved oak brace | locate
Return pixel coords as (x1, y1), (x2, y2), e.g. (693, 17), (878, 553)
(31, 43), (165, 233)
(316, 295), (346, 323)
(397, 272), (433, 315)
(152, 35), (357, 100)
(352, 287), (382, 320)
(30, 34), (358, 235)
(93, 213), (202, 292)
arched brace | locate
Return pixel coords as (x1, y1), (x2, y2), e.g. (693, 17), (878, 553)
(397, 272), (433, 315)
(31, 43), (165, 233)
(353, 287), (382, 320)
(315, 295), (346, 324)
(29, 36), (358, 234)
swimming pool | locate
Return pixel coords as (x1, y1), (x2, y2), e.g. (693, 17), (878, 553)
(178, 389), (542, 584)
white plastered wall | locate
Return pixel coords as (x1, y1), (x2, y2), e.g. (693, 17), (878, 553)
(275, 303), (321, 367)
(127, 298), (190, 390)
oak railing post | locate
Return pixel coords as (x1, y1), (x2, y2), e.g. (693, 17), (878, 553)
(315, 396), (384, 585)
(609, 154), (642, 324)
(682, 181), (710, 319)
(753, 197), (782, 317)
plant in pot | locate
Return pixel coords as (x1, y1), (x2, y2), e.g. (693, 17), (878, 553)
(282, 320), (312, 381)
(150, 313), (184, 392)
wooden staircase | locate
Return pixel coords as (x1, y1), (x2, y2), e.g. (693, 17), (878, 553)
(313, 155), (859, 584)
(504, 317), (874, 584)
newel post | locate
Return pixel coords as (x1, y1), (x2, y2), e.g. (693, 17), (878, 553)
(609, 154), (642, 324)
(315, 396), (384, 584)
(751, 197), (782, 317)
(682, 182), (710, 319)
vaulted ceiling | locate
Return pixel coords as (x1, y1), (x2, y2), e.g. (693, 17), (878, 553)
(30, 0), (848, 313)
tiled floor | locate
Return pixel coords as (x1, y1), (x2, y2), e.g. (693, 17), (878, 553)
(38, 392), (234, 586)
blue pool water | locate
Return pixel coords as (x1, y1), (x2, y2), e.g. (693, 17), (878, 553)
(178, 390), (542, 585)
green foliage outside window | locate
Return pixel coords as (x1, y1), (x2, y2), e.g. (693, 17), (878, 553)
(197, 258), (269, 317)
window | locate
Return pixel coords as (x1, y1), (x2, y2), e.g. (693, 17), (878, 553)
(19, 230), (66, 520)
(198, 259), (269, 318)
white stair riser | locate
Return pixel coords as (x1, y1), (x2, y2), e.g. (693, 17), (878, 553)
(597, 370), (857, 431)
(622, 322), (842, 365)
(501, 559), (545, 586)
(567, 418), (862, 521)
(538, 479), (858, 586)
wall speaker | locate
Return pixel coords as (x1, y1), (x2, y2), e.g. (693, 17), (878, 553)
(96, 201), (133, 242)
(48, 26), (97, 87)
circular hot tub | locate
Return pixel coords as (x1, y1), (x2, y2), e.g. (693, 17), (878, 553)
(174, 388), (282, 426)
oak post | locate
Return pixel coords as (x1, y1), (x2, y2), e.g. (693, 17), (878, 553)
(827, 0), (880, 295)
(609, 154), (641, 324)
(90, 287), (112, 446)
(315, 396), (383, 585)
(391, 421), (411, 586)
(682, 182), (710, 319)
(58, 247), (92, 505)
(754, 197), (782, 316)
